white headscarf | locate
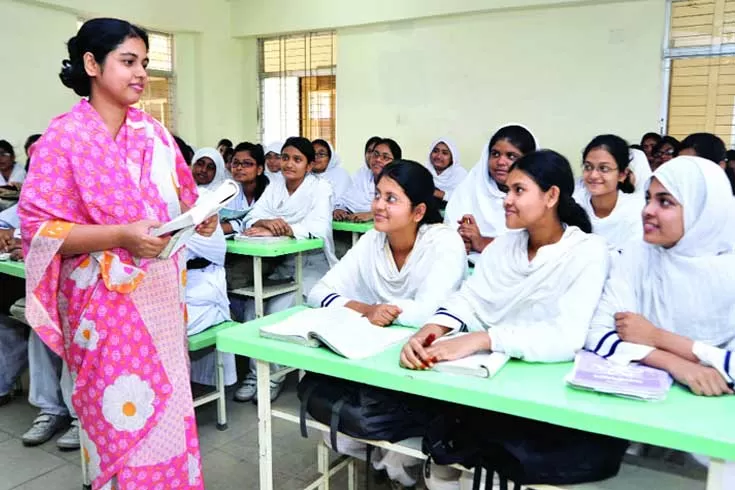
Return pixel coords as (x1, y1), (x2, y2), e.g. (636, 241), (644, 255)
(336, 166), (374, 213)
(444, 124), (539, 261)
(425, 138), (468, 202)
(315, 141), (351, 206)
(628, 148), (652, 196)
(191, 147), (227, 192)
(592, 156), (735, 347)
(264, 140), (285, 182)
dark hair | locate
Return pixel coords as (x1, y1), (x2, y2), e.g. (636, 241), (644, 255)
(60, 18), (148, 97)
(653, 135), (680, 156)
(312, 139), (332, 159)
(364, 136), (382, 154)
(282, 136), (315, 163)
(510, 150), (592, 233)
(376, 160), (443, 225)
(375, 138), (403, 160)
(725, 150), (735, 195)
(630, 144), (643, 151)
(640, 132), (662, 145)
(680, 132), (727, 165)
(0, 140), (15, 159)
(173, 135), (194, 165)
(223, 147), (234, 164)
(233, 142), (269, 200)
(217, 138), (233, 149)
(489, 125), (537, 156)
(583, 134), (635, 194)
(24, 134), (42, 154)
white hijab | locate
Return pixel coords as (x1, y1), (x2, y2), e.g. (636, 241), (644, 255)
(315, 141), (351, 206)
(593, 156), (735, 346)
(425, 138), (468, 201)
(337, 166), (374, 213)
(444, 124), (539, 257)
(191, 147), (227, 192)
(572, 188), (643, 253)
(264, 140), (284, 182)
(628, 148), (652, 196)
(246, 173), (338, 266)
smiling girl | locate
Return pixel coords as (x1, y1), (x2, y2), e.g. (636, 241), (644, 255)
(425, 138), (467, 209)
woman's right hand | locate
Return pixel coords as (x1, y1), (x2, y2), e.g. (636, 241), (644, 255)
(364, 304), (402, 327)
(119, 220), (171, 258)
(400, 324), (450, 370)
(668, 357), (734, 396)
(333, 209), (351, 221)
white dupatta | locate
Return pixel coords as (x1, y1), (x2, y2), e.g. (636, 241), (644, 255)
(425, 138), (467, 202)
(191, 147), (228, 192)
(315, 141), (351, 207)
(337, 166), (375, 213)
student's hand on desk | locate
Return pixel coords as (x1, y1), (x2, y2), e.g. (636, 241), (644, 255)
(615, 312), (659, 347)
(425, 332), (490, 365)
(195, 215), (218, 237)
(243, 227), (275, 237)
(348, 212), (373, 223)
(0, 228), (14, 253)
(400, 324), (451, 370)
(256, 218), (292, 236)
(668, 357), (733, 396)
(333, 209), (351, 221)
(364, 304), (401, 327)
(121, 220), (171, 258)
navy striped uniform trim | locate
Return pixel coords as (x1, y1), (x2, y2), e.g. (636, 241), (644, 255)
(602, 340), (622, 359)
(593, 331), (616, 354)
(434, 307), (467, 332)
(725, 350), (731, 377)
(321, 293), (340, 307)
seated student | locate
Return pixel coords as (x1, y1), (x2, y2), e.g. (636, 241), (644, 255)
(217, 137), (233, 157)
(23, 134), (41, 171)
(0, 140), (26, 187)
(363, 135), (382, 169)
(586, 156), (735, 394)
(312, 139), (350, 206)
(650, 135), (680, 171)
(573, 135), (643, 254)
(402, 149), (609, 367)
(640, 132), (662, 167)
(628, 147), (653, 196)
(678, 132), (735, 196)
(264, 140), (284, 183)
(191, 147), (227, 189)
(425, 138), (467, 210)
(307, 160), (466, 488)
(334, 138), (402, 222)
(444, 124), (538, 263)
(186, 192), (237, 389)
(235, 136), (338, 402)
(332, 136), (381, 223)
(173, 135), (194, 165)
(220, 142), (269, 235)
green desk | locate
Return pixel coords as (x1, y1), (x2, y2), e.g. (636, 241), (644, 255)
(332, 221), (373, 246)
(0, 260), (25, 279)
(218, 307), (735, 490)
(226, 238), (324, 317)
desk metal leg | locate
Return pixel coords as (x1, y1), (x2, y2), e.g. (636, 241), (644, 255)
(254, 256), (264, 318)
(295, 252), (303, 305)
(707, 458), (727, 490)
(256, 359), (273, 490)
(215, 350), (227, 430)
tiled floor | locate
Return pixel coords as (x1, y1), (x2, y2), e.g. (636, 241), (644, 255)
(0, 376), (379, 490)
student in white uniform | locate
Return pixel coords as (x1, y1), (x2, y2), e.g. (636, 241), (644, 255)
(191, 147), (227, 190)
(334, 138), (402, 222)
(425, 138), (467, 210)
(308, 160), (467, 488)
(220, 142), (270, 235)
(0, 140), (26, 186)
(573, 135), (643, 254)
(628, 147), (652, 196)
(235, 137), (338, 403)
(312, 139), (351, 207)
(264, 140), (284, 183)
(679, 132), (728, 167)
(444, 124), (538, 263)
(403, 149), (609, 367)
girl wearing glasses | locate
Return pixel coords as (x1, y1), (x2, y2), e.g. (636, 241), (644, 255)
(220, 142), (269, 236)
(651, 136), (680, 171)
(444, 124), (538, 264)
(573, 134), (642, 254)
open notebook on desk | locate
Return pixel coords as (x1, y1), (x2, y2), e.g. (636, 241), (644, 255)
(259, 306), (413, 359)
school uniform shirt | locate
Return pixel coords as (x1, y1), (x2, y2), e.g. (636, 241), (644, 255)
(425, 138), (467, 203)
(427, 226), (609, 362)
(585, 156), (735, 383)
(0, 163), (26, 186)
(222, 188), (259, 234)
(573, 187), (643, 253)
(307, 224), (467, 326)
(315, 141), (351, 208)
(0, 204), (20, 230)
(336, 166), (374, 213)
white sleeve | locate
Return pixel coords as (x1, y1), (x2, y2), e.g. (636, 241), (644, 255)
(10, 165), (26, 184)
(393, 233), (467, 326)
(306, 233), (368, 308)
(487, 245), (610, 362)
(425, 276), (486, 332)
(290, 182), (334, 240)
(244, 189), (271, 229)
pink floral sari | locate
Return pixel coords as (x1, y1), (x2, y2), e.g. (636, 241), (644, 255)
(19, 99), (204, 490)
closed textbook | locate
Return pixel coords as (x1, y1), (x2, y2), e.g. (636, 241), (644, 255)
(431, 333), (510, 378)
(259, 307), (413, 360)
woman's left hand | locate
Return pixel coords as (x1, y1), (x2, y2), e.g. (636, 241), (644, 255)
(195, 215), (218, 237)
(615, 312), (660, 347)
(348, 212), (373, 223)
(424, 332), (490, 365)
(243, 227), (275, 237)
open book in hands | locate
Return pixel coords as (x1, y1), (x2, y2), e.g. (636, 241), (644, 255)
(259, 307), (414, 359)
(429, 333), (510, 378)
(150, 179), (239, 258)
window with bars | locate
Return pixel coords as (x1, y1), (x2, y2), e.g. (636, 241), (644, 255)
(77, 21), (176, 132)
(259, 32), (337, 145)
(665, 0), (735, 146)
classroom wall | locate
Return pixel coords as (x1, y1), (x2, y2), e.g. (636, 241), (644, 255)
(0, 0), (259, 156)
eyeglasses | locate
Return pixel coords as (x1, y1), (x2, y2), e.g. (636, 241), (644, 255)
(582, 163), (618, 174)
(231, 160), (256, 169)
(372, 151), (393, 161)
(654, 149), (676, 157)
(315, 152), (330, 159)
